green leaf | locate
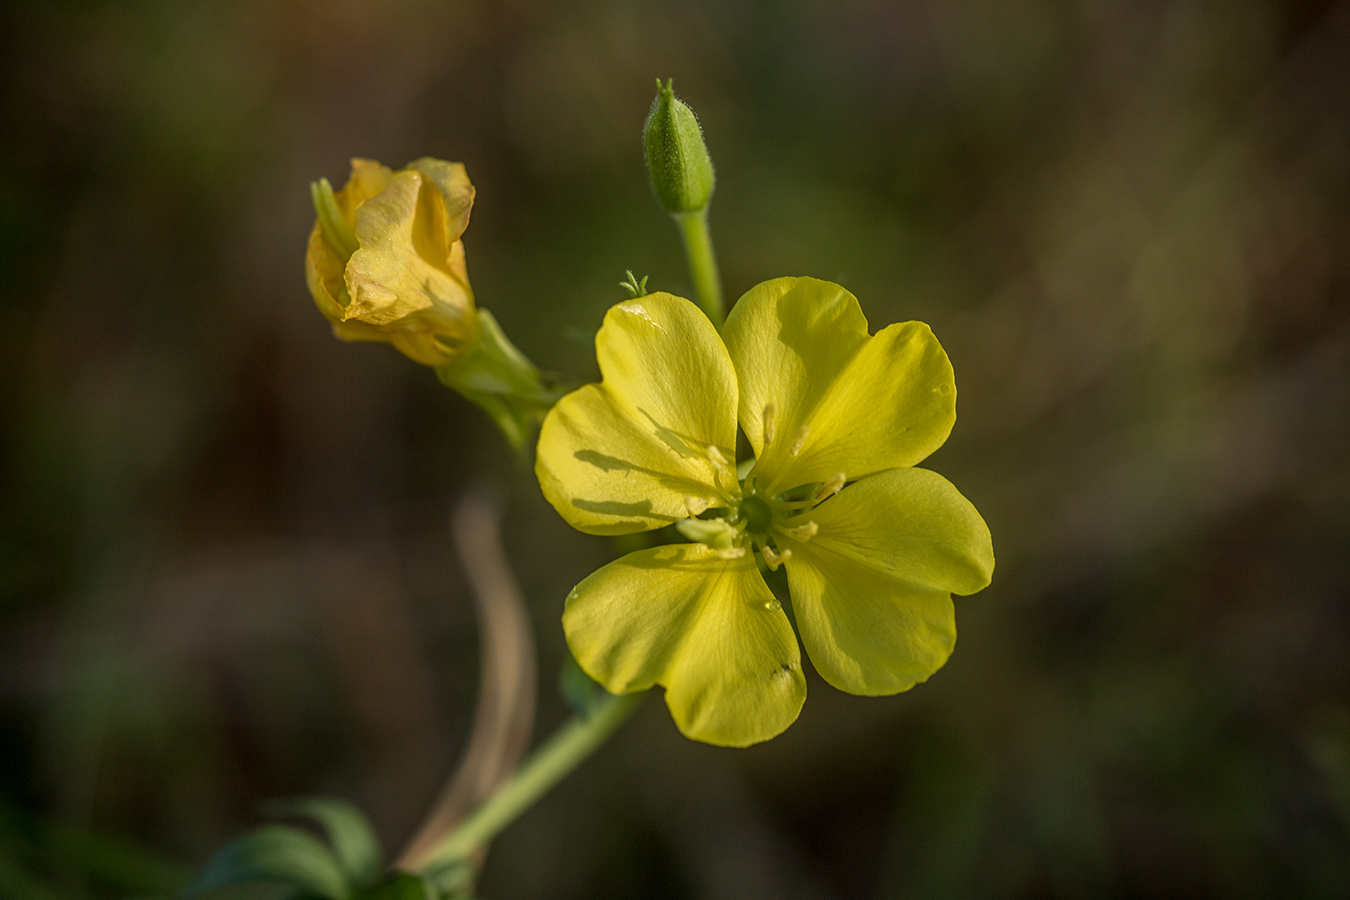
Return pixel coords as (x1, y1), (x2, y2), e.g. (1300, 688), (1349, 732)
(420, 858), (476, 899)
(183, 825), (348, 899)
(353, 872), (435, 900)
(264, 798), (383, 888)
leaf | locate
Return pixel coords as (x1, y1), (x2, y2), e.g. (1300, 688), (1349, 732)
(183, 824), (348, 899)
(264, 798), (383, 888)
(420, 858), (476, 900)
(352, 872), (436, 900)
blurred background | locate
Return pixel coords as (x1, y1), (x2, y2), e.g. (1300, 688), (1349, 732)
(2, 0), (1348, 897)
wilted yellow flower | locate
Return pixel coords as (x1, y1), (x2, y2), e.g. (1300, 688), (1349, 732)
(305, 157), (478, 367)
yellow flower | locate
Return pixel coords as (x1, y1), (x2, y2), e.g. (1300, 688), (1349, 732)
(305, 157), (478, 367)
(536, 277), (994, 747)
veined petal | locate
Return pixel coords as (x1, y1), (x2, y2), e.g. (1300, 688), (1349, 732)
(344, 170), (475, 339)
(563, 544), (805, 747)
(407, 157), (475, 244)
(328, 322), (457, 368)
(724, 277), (866, 461)
(341, 158), (395, 214)
(778, 467), (993, 695)
(305, 224), (347, 321)
(536, 293), (738, 534)
(723, 277), (956, 492)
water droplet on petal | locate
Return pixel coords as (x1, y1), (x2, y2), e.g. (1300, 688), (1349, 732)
(763, 598), (782, 612)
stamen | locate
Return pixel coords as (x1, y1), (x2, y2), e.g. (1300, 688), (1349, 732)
(702, 444), (737, 502)
(785, 521), (818, 542)
(812, 473), (846, 502)
(716, 547), (746, 560)
(677, 517), (738, 549)
(789, 426), (810, 457)
(684, 495), (710, 517)
(761, 545), (792, 571)
(762, 403), (777, 447)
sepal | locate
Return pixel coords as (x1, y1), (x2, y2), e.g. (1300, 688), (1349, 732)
(436, 309), (564, 453)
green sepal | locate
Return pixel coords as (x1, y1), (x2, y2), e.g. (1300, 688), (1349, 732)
(352, 872), (438, 900)
(643, 79), (715, 215)
(182, 824), (348, 899)
(263, 798), (383, 889)
(436, 309), (566, 453)
(310, 177), (359, 263)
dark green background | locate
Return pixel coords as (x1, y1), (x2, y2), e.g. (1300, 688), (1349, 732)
(2, 0), (1348, 897)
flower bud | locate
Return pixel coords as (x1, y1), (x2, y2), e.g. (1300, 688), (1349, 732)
(305, 157), (478, 367)
(642, 79), (715, 215)
(306, 157), (563, 452)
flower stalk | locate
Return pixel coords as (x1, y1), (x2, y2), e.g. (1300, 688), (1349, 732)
(676, 210), (724, 326)
(643, 79), (724, 325)
(410, 691), (644, 871)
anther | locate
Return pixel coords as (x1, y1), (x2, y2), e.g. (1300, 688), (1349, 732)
(812, 473), (846, 502)
(716, 547), (746, 560)
(762, 403), (777, 447)
(677, 517), (737, 549)
(785, 521), (819, 542)
(789, 426), (810, 457)
(684, 495), (710, 517)
(706, 444), (730, 469)
(761, 545), (792, 571)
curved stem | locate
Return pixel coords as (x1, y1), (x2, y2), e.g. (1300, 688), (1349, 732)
(394, 494), (537, 870)
(676, 210), (724, 326)
(410, 691), (644, 871)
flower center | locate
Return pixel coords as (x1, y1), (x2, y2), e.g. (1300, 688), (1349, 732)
(738, 495), (773, 534)
(674, 431), (850, 571)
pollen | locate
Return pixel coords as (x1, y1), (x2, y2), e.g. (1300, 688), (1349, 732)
(706, 444), (730, 468)
(762, 402), (777, 447)
(785, 521), (819, 542)
(789, 426), (810, 457)
(716, 547), (746, 560)
(812, 473), (846, 502)
(761, 545), (792, 571)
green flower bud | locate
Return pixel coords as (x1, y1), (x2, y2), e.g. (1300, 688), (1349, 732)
(643, 79), (715, 215)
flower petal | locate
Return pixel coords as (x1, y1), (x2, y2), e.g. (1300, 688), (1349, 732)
(778, 467), (994, 695)
(342, 158), (395, 212)
(407, 157), (475, 244)
(344, 170), (476, 341)
(723, 277), (956, 492)
(305, 159), (395, 322)
(536, 294), (738, 534)
(563, 544), (806, 746)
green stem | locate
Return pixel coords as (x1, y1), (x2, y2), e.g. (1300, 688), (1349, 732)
(676, 210), (724, 326)
(413, 692), (644, 870)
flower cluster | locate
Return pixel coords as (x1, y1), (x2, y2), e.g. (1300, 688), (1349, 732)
(536, 277), (994, 746)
